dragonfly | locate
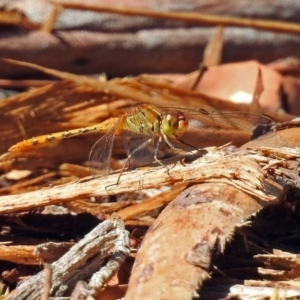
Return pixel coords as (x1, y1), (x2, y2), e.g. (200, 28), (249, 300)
(9, 104), (274, 179)
(88, 104), (274, 180)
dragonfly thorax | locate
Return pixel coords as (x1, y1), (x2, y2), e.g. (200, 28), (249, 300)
(161, 111), (188, 138)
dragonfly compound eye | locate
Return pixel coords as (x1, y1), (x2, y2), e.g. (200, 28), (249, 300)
(161, 111), (188, 137)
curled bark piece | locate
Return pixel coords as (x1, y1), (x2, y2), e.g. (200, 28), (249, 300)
(125, 182), (265, 300)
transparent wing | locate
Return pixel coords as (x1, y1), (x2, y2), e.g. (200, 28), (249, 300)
(198, 109), (274, 131)
(194, 109), (275, 141)
(122, 131), (156, 168)
(89, 123), (119, 177)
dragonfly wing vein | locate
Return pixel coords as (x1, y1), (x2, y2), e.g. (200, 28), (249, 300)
(89, 124), (118, 176)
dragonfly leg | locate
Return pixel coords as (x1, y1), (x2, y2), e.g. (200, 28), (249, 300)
(163, 134), (179, 150)
(117, 138), (153, 184)
(153, 136), (165, 167)
(163, 133), (197, 152)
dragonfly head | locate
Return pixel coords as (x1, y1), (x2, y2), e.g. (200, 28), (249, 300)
(161, 111), (188, 138)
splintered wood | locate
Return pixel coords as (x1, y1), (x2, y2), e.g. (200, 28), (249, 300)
(125, 183), (263, 300)
(0, 146), (284, 215)
(5, 218), (130, 300)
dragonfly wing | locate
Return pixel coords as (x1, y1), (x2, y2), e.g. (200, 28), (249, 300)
(89, 127), (116, 177)
(121, 130), (156, 168)
(207, 110), (275, 140)
(180, 108), (275, 142)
